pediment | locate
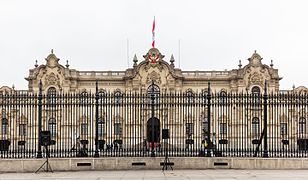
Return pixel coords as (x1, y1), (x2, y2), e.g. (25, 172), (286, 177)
(128, 48), (181, 80)
(46, 51), (60, 68)
(293, 86), (308, 94)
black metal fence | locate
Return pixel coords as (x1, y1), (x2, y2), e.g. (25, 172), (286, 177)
(1, 82), (308, 158)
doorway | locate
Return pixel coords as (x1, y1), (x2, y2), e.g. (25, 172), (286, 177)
(147, 117), (160, 142)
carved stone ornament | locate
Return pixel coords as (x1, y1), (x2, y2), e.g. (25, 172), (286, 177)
(37, 69), (47, 79)
(246, 67), (251, 74)
(293, 86), (308, 94)
(144, 61), (164, 73)
(44, 72), (60, 87)
(143, 48), (165, 67)
(260, 67), (266, 73)
(46, 53), (60, 68)
(249, 72), (264, 87)
(57, 67), (63, 75)
(248, 51), (263, 67)
(147, 48), (160, 63)
(146, 71), (161, 84)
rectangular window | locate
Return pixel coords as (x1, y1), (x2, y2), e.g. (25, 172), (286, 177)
(2, 120), (8, 135)
(114, 123), (122, 135)
(299, 118), (306, 134)
(2, 124), (7, 135)
(252, 117), (259, 137)
(252, 123), (259, 137)
(19, 124), (27, 136)
(48, 118), (57, 138)
(98, 121), (105, 137)
(48, 123), (57, 138)
(219, 123), (227, 134)
(281, 123), (287, 135)
(202, 118), (208, 136)
(81, 123), (88, 135)
(186, 123), (194, 136)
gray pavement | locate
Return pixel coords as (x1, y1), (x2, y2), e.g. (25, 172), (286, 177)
(1, 170), (308, 180)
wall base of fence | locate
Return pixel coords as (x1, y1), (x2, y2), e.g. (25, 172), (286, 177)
(1, 157), (308, 172)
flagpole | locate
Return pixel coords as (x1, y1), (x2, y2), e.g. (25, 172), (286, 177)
(178, 39), (181, 68)
(152, 16), (155, 48)
(127, 38), (129, 68)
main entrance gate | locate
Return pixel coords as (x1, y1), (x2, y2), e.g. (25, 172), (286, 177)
(147, 117), (160, 142)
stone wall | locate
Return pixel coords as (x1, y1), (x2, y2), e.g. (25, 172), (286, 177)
(1, 157), (308, 172)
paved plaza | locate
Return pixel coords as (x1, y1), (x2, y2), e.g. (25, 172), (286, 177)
(1, 170), (308, 180)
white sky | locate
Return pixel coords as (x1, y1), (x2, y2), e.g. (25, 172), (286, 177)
(0, 0), (307, 90)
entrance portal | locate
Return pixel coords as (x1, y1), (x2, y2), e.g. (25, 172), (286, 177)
(147, 117), (160, 142)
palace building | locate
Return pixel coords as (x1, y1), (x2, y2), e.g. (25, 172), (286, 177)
(0, 47), (308, 158)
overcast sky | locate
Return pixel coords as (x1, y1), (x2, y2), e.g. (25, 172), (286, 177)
(0, 0), (307, 90)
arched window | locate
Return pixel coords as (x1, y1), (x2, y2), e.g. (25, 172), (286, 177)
(114, 90), (122, 104)
(186, 90), (195, 104)
(98, 91), (106, 104)
(219, 91), (227, 105)
(48, 118), (57, 138)
(47, 87), (56, 104)
(299, 117), (306, 134)
(252, 117), (259, 137)
(251, 86), (261, 95)
(251, 86), (261, 105)
(147, 84), (160, 104)
(80, 91), (88, 104)
(202, 90), (208, 104)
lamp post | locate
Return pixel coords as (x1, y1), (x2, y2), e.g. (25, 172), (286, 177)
(263, 81), (269, 157)
(94, 81), (99, 157)
(207, 82), (211, 157)
(37, 80), (43, 158)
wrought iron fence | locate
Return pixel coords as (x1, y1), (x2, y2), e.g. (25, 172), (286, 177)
(0, 82), (308, 158)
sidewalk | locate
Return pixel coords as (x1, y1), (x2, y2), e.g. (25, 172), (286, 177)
(1, 170), (308, 180)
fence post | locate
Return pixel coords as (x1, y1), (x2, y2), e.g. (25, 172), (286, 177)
(207, 82), (211, 157)
(36, 80), (43, 158)
(263, 81), (269, 157)
(94, 81), (99, 157)
(150, 80), (156, 157)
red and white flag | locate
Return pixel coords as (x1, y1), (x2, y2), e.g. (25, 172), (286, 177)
(152, 17), (155, 48)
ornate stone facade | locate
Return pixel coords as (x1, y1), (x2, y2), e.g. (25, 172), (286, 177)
(25, 48), (282, 94)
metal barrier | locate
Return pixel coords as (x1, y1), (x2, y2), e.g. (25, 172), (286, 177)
(0, 82), (308, 158)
